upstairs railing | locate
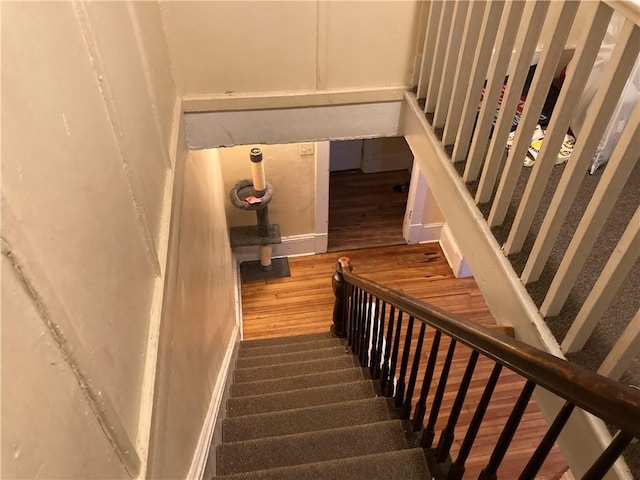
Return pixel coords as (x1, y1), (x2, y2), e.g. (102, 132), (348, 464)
(410, 0), (640, 380)
(331, 257), (640, 480)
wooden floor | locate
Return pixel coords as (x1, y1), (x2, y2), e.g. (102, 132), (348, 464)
(328, 169), (410, 252)
(241, 244), (568, 479)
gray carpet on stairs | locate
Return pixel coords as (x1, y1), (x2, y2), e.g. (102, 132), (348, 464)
(230, 367), (364, 397)
(236, 345), (347, 369)
(216, 449), (430, 480)
(237, 338), (343, 358)
(239, 332), (335, 348)
(227, 380), (376, 417)
(217, 420), (409, 476)
(234, 355), (358, 383)
(223, 397), (391, 442)
(212, 335), (429, 479)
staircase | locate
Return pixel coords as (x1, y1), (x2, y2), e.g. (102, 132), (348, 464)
(213, 332), (430, 479)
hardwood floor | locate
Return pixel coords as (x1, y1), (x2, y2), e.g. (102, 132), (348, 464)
(240, 244), (568, 479)
(328, 169), (410, 252)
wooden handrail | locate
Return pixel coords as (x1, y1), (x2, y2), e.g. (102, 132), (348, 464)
(604, 0), (640, 26)
(341, 268), (640, 438)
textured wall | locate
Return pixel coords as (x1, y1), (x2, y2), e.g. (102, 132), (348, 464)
(148, 149), (237, 479)
(1, 1), (175, 478)
(159, 0), (422, 96)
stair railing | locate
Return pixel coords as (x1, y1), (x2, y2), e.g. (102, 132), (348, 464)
(331, 257), (640, 480)
(411, 0), (640, 382)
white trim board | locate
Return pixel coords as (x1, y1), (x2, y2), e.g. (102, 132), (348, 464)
(405, 222), (444, 245)
(315, 141), (330, 255)
(182, 86), (408, 112)
(232, 257), (244, 340)
(185, 101), (403, 149)
(187, 325), (239, 480)
(136, 95), (185, 480)
(232, 233), (326, 262)
(439, 223), (472, 278)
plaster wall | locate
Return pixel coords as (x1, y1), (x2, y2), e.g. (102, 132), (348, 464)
(148, 149), (237, 479)
(1, 1), (175, 477)
(159, 0), (422, 96)
(219, 143), (317, 238)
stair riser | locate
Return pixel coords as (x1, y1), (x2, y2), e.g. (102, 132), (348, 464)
(215, 449), (430, 480)
(227, 381), (375, 418)
(223, 398), (391, 442)
(238, 339), (343, 358)
(234, 356), (357, 383)
(230, 368), (364, 398)
(239, 332), (335, 349)
(236, 346), (347, 369)
(216, 421), (409, 476)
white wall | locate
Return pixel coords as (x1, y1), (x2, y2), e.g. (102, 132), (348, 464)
(148, 149), (238, 479)
(159, 0), (422, 97)
(1, 1), (176, 478)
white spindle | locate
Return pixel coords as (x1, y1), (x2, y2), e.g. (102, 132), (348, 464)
(475, 1), (550, 205)
(451, 1), (505, 163)
(425, 1), (455, 113)
(417, 1), (443, 100)
(503, 3), (614, 255)
(521, 20), (640, 284)
(442, 1), (487, 146)
(462, 1), (526, 182)
(598, 310), (640, 381)
(488, 2), (580, 227)
(433, 1), (471, 129)
(541, 102), (640, 317)
(562, 205), (640, 353)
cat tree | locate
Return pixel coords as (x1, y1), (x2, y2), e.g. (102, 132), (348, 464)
(229, 147), (290, 282)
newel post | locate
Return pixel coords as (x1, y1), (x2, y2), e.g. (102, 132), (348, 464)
(331, 256), (352, 338)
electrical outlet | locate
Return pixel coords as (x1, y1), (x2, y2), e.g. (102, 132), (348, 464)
(299, 143), (315, 156)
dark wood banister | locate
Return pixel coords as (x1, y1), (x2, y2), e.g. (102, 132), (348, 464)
(340, 268), (640, 438)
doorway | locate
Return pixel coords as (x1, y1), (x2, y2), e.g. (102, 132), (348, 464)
(327, 137), (413, 252)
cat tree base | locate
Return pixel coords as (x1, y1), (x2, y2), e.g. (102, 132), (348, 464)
(239, 257), (291, 282)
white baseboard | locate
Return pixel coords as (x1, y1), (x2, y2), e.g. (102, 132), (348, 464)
(232, 233), (322, 261)
(439, 223), (472, 278)
(314, 233), (328, 254)
(187, 325), (239, 480)
(232, 259), (244, 340)
(405, 222), (443, 244)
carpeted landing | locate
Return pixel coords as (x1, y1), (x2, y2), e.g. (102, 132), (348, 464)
(212, 332), (430, 479)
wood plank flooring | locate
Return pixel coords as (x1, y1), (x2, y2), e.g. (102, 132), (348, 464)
(328, 169), (410, 252)
(240, 244), (568, 479)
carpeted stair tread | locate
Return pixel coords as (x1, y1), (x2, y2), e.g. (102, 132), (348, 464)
(237, 338), (343, 358)
(239, 332), (335, 349)
(227, 380), (375, 417)
(230, 368), (364, 398)
(216, 420), (408, 476)
(214, 448), (430, 479)
(236, 346), (347, 369)
(223, 397), (391, 442)
(234, 355), (357, 383)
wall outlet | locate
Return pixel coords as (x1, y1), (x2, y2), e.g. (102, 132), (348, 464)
(299, 143), (315, 156)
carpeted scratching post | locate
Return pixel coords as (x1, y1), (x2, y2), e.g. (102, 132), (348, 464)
(229, 147), (290, 282)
